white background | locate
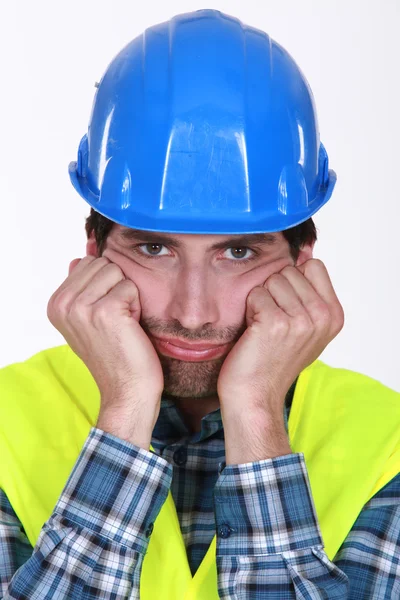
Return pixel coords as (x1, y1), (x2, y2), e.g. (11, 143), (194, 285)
(0, 0), (399, 390)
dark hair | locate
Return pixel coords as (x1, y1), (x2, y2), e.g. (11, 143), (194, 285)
(85, 208), (317, 262)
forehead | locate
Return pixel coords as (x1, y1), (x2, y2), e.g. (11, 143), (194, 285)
(115, 225), (284, 250)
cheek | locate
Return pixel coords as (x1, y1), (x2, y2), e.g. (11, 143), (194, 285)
(102, 246), (174, 316)
(219, 281), (251, 323)
(224, 258), (292, 316)
(126, 271), (171, 316)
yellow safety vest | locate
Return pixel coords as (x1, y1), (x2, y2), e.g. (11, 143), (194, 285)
(0, 344), (399, 599)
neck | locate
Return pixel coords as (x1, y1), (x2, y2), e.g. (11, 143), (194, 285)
(171, 394), (220, 434)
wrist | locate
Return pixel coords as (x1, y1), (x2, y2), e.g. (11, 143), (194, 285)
(223, 416), (292, 464)
(97, 394), (160, 450)
(225, 442), (292, 465)
(96, 411), (153, 450)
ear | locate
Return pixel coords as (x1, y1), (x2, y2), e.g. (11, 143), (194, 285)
(86, 231), (99, 258)
(295, 241), (315, 267)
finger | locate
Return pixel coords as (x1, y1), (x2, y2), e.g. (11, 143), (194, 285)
(263, 273), (310, 319)
(76, 263), (126, 306)
(67, 255), (96, 279)
(93, 278), (142, 321)
(296, 259), (340, 309)
(278, 265), (323, 312)
(69, 258), (83, 276)
(295, 260), (344, 329)
(246, 285), (281, 327)
(57, 256), (110, 296)
(247, 285), (279, 313)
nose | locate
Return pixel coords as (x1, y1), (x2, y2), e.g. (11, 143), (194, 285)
(167, 266), (220, 331)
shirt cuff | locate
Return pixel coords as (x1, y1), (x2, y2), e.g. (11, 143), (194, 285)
(54, 427), (173, 554)
(213, 453), (323, 556)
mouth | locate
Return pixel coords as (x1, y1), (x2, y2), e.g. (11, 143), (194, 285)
(150, 336), (234, 362)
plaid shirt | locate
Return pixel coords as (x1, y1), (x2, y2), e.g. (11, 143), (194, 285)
(1, 379), (399, 599)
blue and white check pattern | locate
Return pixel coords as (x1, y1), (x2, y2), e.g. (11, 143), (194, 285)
(1, 381), (399, 599)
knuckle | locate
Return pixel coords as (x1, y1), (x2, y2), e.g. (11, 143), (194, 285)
(51, 289), (72, 315)
(280, 265), (295, 276)
(96, 256), (111, 268)
(271, 313), (289, 335)
(78, 255), (97, 269)
(312, 302), (331, 325)
(310, 258), (324, 269)
(92, 303), (111, 327)
(105, 262), (124, 278)
(247, 285), (267, 307)
(293, 314), (311, 335)
(248, 285), (263, 298)
(333, 304), (345, 333)
(69, 298), (89, 322)
(264, 274), (281, 289)
(305, 258), (326, 276)
(46, 298), (57, 324)
(122, 278), (138, 292)
(266, 273), (281, 283)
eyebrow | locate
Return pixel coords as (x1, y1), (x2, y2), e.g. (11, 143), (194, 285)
(120, 228), (279, 251)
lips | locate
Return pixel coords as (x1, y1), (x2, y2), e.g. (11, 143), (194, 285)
(151, 336), (233, 362)
(154, 337), (225, 351)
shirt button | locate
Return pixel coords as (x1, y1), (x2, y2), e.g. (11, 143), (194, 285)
(173, 446), (188, 466)
(217, 523), (232, 538)
(145, 522), (154, 538)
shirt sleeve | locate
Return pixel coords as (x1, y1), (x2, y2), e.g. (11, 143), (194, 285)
(213, 453), (399, 598)
(0, 427), (173, 600)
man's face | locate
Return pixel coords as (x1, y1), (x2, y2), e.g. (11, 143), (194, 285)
(87, 225), (313, 400)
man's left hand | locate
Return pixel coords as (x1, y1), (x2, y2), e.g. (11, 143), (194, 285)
(217, 259), (345, 464)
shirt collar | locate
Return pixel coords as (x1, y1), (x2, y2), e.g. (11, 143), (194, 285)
(152, 377), (298, 444)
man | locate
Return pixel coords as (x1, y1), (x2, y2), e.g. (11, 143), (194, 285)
(0, 9), (399, 599)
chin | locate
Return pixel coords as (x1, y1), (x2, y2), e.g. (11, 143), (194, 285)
(160, 354), (224, 398)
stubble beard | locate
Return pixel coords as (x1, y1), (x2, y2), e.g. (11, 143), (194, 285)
(140, 315), (246, 400)
(158, 353), (226, 398)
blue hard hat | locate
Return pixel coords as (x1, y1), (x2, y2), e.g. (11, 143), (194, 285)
(69, 9), (336, 234)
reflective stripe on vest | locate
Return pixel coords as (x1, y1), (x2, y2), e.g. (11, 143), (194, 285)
(0, 345), (399, 599)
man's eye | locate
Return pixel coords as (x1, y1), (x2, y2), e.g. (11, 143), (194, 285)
(133, 244), (258, 265)
(223, 247), (255, 261)
(138, 243), (169, 257)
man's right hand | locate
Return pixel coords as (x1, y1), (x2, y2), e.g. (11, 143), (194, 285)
(47, 254), (164, 450)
